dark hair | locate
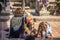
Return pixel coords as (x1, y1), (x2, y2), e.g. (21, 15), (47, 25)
(0, 3), (2, 13)
(25, 35), (35, 40)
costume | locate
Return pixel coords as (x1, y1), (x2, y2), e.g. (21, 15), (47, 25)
(45, 23), (52, 38)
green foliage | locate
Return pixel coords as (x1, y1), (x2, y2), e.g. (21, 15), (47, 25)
(0, 13), (10, 16)
(57, 0), (60, 6)
(14, 0), (22, 2)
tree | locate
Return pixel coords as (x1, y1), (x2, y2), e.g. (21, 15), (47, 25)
(56, 0), (60, 14)
(57, 0), (60, 7)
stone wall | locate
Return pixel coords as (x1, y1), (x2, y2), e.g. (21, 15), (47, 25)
(48, 0), (56, 2)
(0, 14), (14, 38)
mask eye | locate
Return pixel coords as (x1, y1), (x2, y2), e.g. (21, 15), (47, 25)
(45, 24), (47, 27)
